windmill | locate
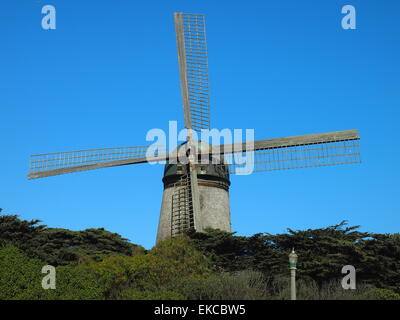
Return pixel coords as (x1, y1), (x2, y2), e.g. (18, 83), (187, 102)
(28, 12), (361, 244)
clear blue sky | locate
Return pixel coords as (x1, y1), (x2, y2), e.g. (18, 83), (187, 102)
(1, 0), (399, 249)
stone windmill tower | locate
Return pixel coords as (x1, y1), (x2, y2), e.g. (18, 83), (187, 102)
(157, 141), (232, 243)
(28, 13), (361, 244)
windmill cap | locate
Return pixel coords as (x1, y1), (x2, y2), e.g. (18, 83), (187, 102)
(162, 140), (230, 189)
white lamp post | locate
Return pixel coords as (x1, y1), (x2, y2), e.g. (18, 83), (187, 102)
(289, 248), (298, 300)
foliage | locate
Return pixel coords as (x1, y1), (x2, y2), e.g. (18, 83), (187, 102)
(187, 228), (252, 271)
(81, 235), (211, 299)
(364, 288), (400, 300)
(0, 246), (46, 300)
(0, 211), (143, 265)
(121, 288), (185, 300)
(1, 208), (399, 300)
(50, 265), (103, 300)
(188, 223), (400, 293)
(0, 246), (102, 300)
(268, 277), (376, 300)
(169, 270), (268, 300)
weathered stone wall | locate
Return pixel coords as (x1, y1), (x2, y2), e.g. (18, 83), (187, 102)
(156, 184), (231, 244)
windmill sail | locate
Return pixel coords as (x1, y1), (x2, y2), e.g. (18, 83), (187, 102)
(174, 12), (211, 132)
(206, 129), (361, 174)
(28, 145), (168, 179)
(226, 138), (361, 174)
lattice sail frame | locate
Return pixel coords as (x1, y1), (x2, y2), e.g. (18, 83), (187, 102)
(28, 130), (361, 179)
(29, 145), (167, 179)
(174, 12), (211, 132)
(200, 129), (362, 174)
(224, 139), (361, 175)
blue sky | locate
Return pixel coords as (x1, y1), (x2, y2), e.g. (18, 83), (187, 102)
(1, 0), (399, 249)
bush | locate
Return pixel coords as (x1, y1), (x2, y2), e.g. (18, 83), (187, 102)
(49, 266), (103, 300)
(122, 288), (185, 300)
(269, 277), (382, 300)
(0, 246), (102, 300)
(364, 288), (400, 300)
(170, 270), (268, 300)
(0, 246), (46, 299)
(81, 235), (211, 299)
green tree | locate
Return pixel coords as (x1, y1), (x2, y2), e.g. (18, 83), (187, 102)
(82, 235), (211, 299)
(0, 246), (45, 299)
(0, 212), (143, 265)
(188, 222), (400, 293)
(0, 246), (103, 300)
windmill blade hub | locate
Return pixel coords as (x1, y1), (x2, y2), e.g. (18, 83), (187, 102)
(162, 140), (230, 189)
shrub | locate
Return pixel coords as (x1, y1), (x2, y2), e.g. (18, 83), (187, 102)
(170, 270), (268, 300)
(0, 246), (102, 300)
(122, 288), (185, 300)
(81, 235), (211, 299)
(269, 277), (380, 300)
(364, 288), (400, 300)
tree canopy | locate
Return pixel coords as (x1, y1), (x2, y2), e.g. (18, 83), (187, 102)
(0, 210), (143, 265)
(0, 208), (399, 300)
(188, 222), (400, 292)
